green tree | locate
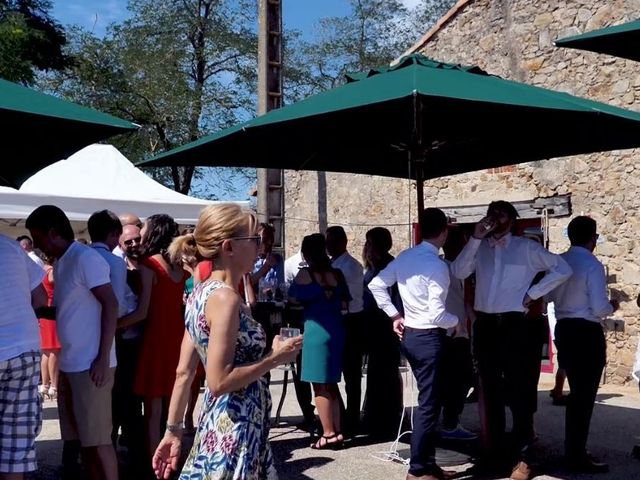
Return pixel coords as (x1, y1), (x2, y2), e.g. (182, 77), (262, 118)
(283, 0), (454, 100)
(47, 0), (257, 195)
(409, 0), (457, 39)
(284, 0), (414, 98)
(0, 0), (70, 84)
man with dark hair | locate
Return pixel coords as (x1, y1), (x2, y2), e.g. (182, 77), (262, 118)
(250, 223), (284, 288)
(440, 226), (477, 441)
(326, 225), (365, 437)
(370, 208), (458, 480)
(26, 205), (119, 480)
(88, 210), (128, 319)
(452, 200), (572, 480)
(549, 216), (616, 473)
(17, 235), (45, 268)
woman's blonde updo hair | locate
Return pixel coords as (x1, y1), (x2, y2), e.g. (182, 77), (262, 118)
(168, 203), (257, 268)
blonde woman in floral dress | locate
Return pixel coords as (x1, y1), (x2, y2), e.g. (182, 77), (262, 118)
(152, 204), (302, 480)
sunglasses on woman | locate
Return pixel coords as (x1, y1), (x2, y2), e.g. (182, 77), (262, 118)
(232, 235), (262, 246)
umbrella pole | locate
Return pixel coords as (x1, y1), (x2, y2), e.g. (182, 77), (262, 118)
(416, 164), (424, 218)
(412, 92), (425, 232)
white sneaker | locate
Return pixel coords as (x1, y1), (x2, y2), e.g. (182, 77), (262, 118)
(441, 424), (478, 441)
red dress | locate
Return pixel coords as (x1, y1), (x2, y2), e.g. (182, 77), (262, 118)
(39, 269), (60, 351)
(134, 257), (187, 398)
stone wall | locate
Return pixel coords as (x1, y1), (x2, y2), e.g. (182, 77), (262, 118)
(284, 0), (640, 384)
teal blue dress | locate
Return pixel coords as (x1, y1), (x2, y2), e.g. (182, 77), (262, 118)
(289, 269), (350, 383)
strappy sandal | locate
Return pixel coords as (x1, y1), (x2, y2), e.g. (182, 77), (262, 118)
(310, 434), (343, 450)
(38, 384), (49, 400)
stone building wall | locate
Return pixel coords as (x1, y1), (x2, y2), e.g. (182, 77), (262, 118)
(284, 0), (640, 384)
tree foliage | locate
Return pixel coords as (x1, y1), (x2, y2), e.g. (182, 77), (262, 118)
(46, 0), (258, 195)
(41, 0), (454, 197)
(0, 0), (70, 84)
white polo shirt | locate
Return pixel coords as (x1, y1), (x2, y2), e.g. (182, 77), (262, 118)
(54, 241), (116, 372)
(0, 235), (44, 361)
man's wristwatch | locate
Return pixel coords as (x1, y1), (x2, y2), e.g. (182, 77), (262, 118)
(166, 422), (185, 434)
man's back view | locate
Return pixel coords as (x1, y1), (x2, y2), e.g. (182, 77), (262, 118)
(0, 234), (46, 479)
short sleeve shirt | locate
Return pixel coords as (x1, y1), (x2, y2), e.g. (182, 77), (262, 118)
(54, 241), (116, 372)
(0, 234), (44, 361)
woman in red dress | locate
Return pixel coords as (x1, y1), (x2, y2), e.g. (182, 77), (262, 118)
(39, 258), (60, 400)
(132, 214), (188, 464)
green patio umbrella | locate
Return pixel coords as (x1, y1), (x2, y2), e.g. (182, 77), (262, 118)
(0, 78), (138, 187)
(555, 19), (640, 61)
(141, 54), (640, 214)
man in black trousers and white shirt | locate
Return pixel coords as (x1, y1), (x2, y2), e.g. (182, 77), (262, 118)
(549, 216), (617, 473)
(451, 200), (572, 480)
(370, 208), (458, 480)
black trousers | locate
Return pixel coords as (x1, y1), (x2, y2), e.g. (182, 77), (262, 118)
(402, 327), (446, 476)
(286, 307), (315, 421)
(112, 335), (143, 449)
(362, 308), (403, 437)
(342, 311), (366, 434)
(554, 318), (606, 459)
(473, 312), (542, 456)
(441, 336), (473, 429)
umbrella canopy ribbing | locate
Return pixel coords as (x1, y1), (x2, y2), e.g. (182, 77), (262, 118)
(140, 54), (640, 212)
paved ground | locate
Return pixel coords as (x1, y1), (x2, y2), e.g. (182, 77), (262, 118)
(31, 371), (640, 479)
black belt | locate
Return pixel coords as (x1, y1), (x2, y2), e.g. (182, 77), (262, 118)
(477, 311), (523, 319)
(404, 326), (446, 333)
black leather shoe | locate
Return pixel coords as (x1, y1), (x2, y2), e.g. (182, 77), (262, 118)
(567, 454), (609, 473)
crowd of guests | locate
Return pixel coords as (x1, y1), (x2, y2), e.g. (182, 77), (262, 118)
(0, 199), (635, 480)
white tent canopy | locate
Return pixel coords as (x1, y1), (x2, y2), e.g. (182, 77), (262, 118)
(0, 144), (244, 228)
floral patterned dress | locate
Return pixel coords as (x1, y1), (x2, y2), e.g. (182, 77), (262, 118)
(181, 279), (277, 480)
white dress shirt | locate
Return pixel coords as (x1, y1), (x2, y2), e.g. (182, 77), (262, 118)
(332, 251), (364, 313)
(444, 259), (468, 338)
(451, 234), (572, 314)
(548, 246), (613, 323)
(27, 250), (45, 268)
(369, 241), (458, 330)
(112, 245), (126, 260)
(284, 251), (305, 283)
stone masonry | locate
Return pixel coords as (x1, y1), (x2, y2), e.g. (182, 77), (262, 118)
(284, 0), (640, 384)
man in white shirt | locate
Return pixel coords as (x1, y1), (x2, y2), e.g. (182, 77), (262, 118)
(0, 234), (47, 479)
(451, 201), (572, 480)
(26, 205), (119, 480)
(88, 210), (129, 318)
(440, 226), (477, 442)
(370, 208), (458, 480)
(326, 225), (365, 437)
(283, 246), (315, 427)
(548, 216), (617, 473)
(284, 249), (306, 283)
(17, 235), (45, 268)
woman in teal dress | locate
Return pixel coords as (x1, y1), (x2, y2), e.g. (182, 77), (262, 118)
(151, 204), (302, 480)
(289, 233), (350, 450)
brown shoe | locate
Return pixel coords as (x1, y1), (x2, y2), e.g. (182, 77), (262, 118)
(510, 461), (532, 480)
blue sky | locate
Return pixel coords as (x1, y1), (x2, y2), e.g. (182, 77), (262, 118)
(50, 1), (421, 199)
(52, 0), (420, 38)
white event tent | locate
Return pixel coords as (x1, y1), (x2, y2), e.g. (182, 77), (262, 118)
(0, 144), (245, 236)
